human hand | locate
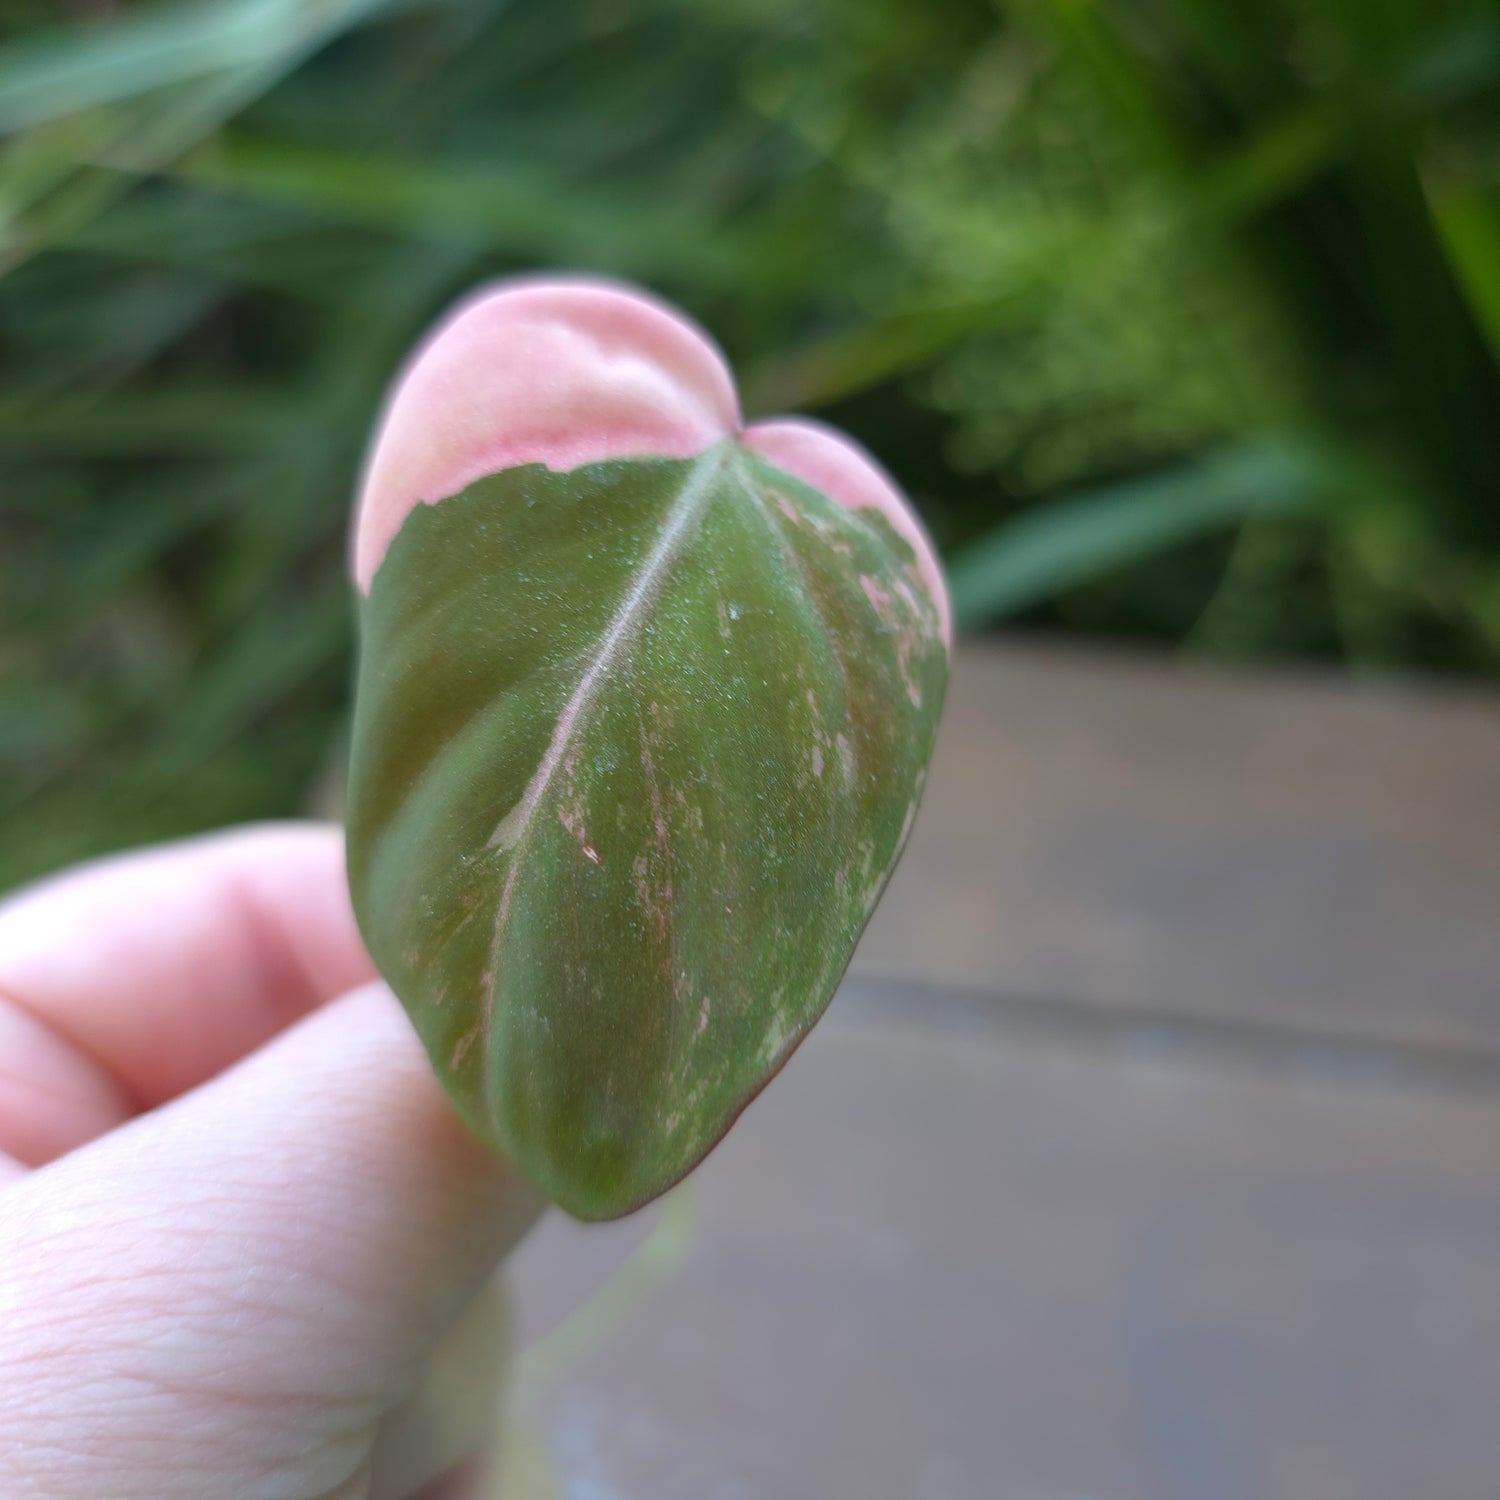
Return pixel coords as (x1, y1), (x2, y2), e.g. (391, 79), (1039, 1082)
(0, 822), (544, 1499)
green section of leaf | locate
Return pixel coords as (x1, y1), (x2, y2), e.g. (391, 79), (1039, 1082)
(346, 446), (947, 1219)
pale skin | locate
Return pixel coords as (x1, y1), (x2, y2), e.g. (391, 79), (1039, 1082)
(0, 823), (543, 1499)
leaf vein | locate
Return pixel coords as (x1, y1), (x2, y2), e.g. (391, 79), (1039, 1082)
(478, 444), (727, 1130)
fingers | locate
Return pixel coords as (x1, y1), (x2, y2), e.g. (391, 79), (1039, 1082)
(0, 982), (544, 1500)
(0, 822), (375, 1164)
(0, 986), (137, 1167)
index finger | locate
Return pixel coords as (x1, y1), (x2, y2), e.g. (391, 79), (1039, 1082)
(0, 822), (376, 1167)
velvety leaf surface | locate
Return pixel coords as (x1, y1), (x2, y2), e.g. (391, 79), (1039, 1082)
(346, 439), (946, 1219)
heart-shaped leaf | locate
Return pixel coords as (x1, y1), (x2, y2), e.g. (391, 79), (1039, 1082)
(346, 280), (949, 1219)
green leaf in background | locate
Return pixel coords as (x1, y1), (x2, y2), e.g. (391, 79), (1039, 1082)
(949, 439), (1350, 629)
(7, 0), (1500, 894)
(346, 445), (947, 1219)
(0, 0), (406, 132)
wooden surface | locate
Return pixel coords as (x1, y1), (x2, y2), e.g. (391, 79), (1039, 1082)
(856, 643), (1500, 1050)
(502, 640), (1500, 1500)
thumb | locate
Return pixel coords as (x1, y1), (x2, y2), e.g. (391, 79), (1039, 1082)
(0, 981), (544, 1500)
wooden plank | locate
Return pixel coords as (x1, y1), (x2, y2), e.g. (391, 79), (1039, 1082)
(854, 641), (1500, 1051)
(506, 984), (1500, 1500)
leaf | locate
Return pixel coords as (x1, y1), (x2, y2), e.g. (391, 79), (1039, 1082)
(741, 293), (1037, 412)
(1427, 179), (1500, 370)
(947, 438), (1328, 628)
(171, 134), (780, 291)
(0, 0), (407, 133)
(346, 441), (947, 1219)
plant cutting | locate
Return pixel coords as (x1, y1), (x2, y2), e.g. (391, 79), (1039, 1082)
(346, 278), (950, 1220)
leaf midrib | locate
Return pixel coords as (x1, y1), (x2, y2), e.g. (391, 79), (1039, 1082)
(478, 443), (728, 1127)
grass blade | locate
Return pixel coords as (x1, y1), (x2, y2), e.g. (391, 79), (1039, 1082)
(948, 438), (1330, 628)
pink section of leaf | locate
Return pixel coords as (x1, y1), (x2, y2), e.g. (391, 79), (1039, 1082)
(354, 277), (739, 589)
(354, 278), (951, 646)
(740, 417), (952, 646)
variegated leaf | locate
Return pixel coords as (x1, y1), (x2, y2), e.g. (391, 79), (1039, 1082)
(346, 280), (948, 1219)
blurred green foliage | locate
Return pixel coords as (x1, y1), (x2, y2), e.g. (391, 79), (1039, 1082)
(3, 0), (1500, 887)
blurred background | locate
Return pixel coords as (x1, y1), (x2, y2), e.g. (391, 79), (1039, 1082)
(4, 0), (1500, 887)
(6, 5), (1500, 1498)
